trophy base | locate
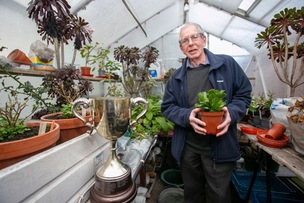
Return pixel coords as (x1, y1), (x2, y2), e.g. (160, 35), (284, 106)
(90, 167), (137, 203)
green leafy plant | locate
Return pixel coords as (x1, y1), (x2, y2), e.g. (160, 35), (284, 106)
(131, 96), (174, 139)
(103, 58), (121, 78)
(195, 89), (227, 112)
(104, 59), (124, 97)
(249, 91), (275, 118)
(254, 6), (304, 97)
(80, 42), (110, 68)
(0, 94), (34, 142)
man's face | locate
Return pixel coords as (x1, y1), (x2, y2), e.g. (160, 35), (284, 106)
(179, 25), (206, 60)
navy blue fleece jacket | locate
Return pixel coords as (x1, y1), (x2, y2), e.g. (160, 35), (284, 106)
(161, 48), (252, 165)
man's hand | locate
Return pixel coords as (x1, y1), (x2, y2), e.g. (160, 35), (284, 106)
(189, 108), (207, 135)
(216, 107), (231, 137)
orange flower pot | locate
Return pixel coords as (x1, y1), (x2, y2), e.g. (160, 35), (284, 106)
(80, 66), (91, 75)
(0, 122), (60, 169)
(265, 123), (286, 140)
(199, 111), (224, 135)
(7, 49), (33, 66)
(41, 112), (95, 144)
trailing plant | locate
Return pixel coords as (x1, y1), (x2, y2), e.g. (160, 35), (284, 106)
(195, 89), (227, 112)
(130, 96), (174, 139)
(114, 45), (159, 97)
(255, 6), (304, 97)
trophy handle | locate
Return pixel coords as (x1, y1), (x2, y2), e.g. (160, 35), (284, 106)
(72, 98), (94, 133)
(130, 97), (148, 128)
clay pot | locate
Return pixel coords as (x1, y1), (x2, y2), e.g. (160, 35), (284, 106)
(257, 130), (288, 148)
(199, 111), (224, 135)
(80, 66), (91, 75)
(0, 122), (60, 169)
(7, 49), (33, 65)
(265, 123), (286, 140)
(40, 112), (94, 144)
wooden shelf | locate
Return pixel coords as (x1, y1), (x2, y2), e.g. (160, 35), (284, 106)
(0, 68), (117, 82)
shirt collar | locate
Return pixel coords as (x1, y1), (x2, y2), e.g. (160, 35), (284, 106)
(186, 55), (210, 68)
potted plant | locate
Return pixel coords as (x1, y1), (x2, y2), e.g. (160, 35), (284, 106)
(195, 89), (227, 135)
(39, 64), (95, 143)
(79, 42), (110, 76)
(114, 45), (159, 97)
(0, 55), (60, 169)
(27, 0), (93, 69)
(287, 96), (304, 155)
(0, 94), (60, 169)
(248, 92), (275, 129)
(255, 6), (304, 97)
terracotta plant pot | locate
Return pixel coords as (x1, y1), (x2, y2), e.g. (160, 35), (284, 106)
(256, 130), (289, 148)
(80, 66), (91, 75)
(199, 111), (224, 135)
(0, 122), (60, 169)
(265, 123), (286, 140)
(40, 112), (94, 144)
(7, 49), (33, 66)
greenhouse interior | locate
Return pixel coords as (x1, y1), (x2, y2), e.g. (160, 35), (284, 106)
(0, 0), (304, 203)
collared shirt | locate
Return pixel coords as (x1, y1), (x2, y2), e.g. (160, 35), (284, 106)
(186, 55), (210, 69)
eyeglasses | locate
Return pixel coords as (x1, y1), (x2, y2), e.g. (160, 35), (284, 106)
(180, 33), (203, 45)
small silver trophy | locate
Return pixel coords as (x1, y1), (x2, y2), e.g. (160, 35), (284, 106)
(72, 97), (148, 203)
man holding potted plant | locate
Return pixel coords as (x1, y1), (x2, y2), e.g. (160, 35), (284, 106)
(161, 22), (252, 203)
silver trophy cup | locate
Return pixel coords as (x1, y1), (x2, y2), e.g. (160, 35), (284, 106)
(72, 97), (148, 203)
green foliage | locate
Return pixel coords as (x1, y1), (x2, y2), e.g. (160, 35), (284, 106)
(0, 94), (34, 142)
(0, 119), (30, 142)
(249, 91), (275, 117)
(195, 89), (227, 112)
(80, 42), (110, 68)
(60, 104), (73, 118)
(0, 68), (53, 110)
(131, 96), (174, 139)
